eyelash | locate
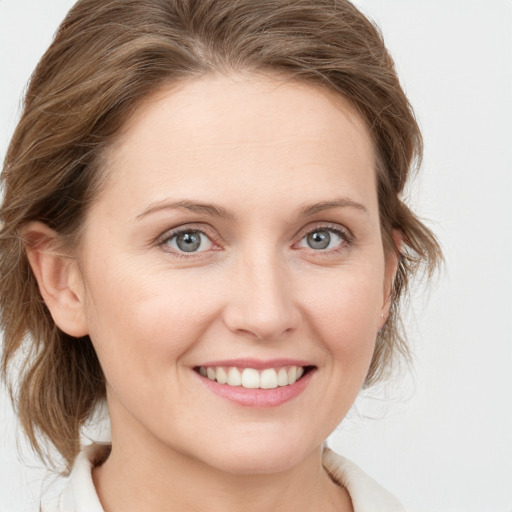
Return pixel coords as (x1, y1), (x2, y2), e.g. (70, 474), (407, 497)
(156, 223), (353, 257)
(295, 223), (354, 253)
(156, 225), (218, 258)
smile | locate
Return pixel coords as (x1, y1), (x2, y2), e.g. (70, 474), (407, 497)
(197, 365), (309, 389)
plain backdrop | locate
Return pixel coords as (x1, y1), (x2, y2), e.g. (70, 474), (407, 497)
(1, 1), (511, 511)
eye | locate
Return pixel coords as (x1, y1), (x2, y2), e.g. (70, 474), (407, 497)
(297, 227), (347, 251)
(163, 229), (213, 253)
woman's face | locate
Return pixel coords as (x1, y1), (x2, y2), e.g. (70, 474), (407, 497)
(75, 73), (393, 474)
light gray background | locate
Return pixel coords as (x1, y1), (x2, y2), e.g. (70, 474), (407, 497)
(1, 1), (511, 511)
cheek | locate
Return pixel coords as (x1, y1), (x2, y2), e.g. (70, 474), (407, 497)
(302, 264), (384, 359)
(82, 261), (220, 377)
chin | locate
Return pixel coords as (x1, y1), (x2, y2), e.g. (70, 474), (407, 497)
(194, 433), (318, 475)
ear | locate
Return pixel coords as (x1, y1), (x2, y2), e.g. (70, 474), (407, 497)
(379, 229), (402, 328)
(22, 221), (89, 338)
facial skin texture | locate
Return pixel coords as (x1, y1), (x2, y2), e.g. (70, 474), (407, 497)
(29, 74), (395, 511)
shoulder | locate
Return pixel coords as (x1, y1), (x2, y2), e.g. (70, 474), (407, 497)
(322, 447), (407, 512)
(40, 444), (108, 512)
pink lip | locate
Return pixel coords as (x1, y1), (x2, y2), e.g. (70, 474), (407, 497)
(196, 358), (313, 370)
(193, 363), (316, 408)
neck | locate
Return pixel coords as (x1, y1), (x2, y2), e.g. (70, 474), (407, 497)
(93, 432), (352, 512)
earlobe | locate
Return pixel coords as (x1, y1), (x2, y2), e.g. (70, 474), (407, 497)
(22, 221), (89, 338)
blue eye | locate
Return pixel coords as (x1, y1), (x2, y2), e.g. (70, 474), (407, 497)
(298, 228), (345, 251)
(164, 230), (213, 253)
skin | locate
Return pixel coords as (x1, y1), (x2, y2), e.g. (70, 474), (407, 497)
(25, 73), (396, 512)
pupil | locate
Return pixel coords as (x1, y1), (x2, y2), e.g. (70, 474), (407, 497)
(177, 232), (201, 252)
(307, 230), (330, 250)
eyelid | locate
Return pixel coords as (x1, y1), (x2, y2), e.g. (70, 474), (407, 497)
(155, 223), (221, 254)
(293, 222), (354, 250)
(297, 221), (353, 240)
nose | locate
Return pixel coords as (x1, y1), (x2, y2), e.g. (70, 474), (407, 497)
(222, 252), (301, 341)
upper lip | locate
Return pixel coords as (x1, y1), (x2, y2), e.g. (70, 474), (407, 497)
(195, 358), (314, 370)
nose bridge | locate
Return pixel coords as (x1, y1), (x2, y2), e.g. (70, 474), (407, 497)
(224, 244), (299, 340)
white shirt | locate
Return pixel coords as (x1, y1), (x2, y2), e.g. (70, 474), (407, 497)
(41, 444), (406, 512)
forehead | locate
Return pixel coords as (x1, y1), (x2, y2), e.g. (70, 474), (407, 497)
(98, 72), (377, 218)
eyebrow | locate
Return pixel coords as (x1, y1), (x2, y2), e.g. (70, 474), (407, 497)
(137, 200), (231, 220)
(136, 196), (367, 221)
(299, 197), (368, 216)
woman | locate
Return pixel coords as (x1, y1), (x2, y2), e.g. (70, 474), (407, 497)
(0, 0), (441, 510)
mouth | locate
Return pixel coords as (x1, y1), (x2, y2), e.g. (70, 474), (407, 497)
(194, 365), (316, 390)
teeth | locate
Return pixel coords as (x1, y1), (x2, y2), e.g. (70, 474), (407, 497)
(277, 368), (288, 386)
(260, 369), (278, 389)
(216, 367), (228, 384)
(242, 368), (260, 388)
(198, 365), (308, 388)
(227, 367), (242, 387)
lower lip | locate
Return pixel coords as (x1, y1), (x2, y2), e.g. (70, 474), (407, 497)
(195, 369), (315, 407)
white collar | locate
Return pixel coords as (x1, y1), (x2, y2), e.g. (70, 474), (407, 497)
(51, 444), (107, 512)
(323, 447), (406, 512)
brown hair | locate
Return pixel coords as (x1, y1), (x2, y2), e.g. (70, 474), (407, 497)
(0, 0), (441, 471)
